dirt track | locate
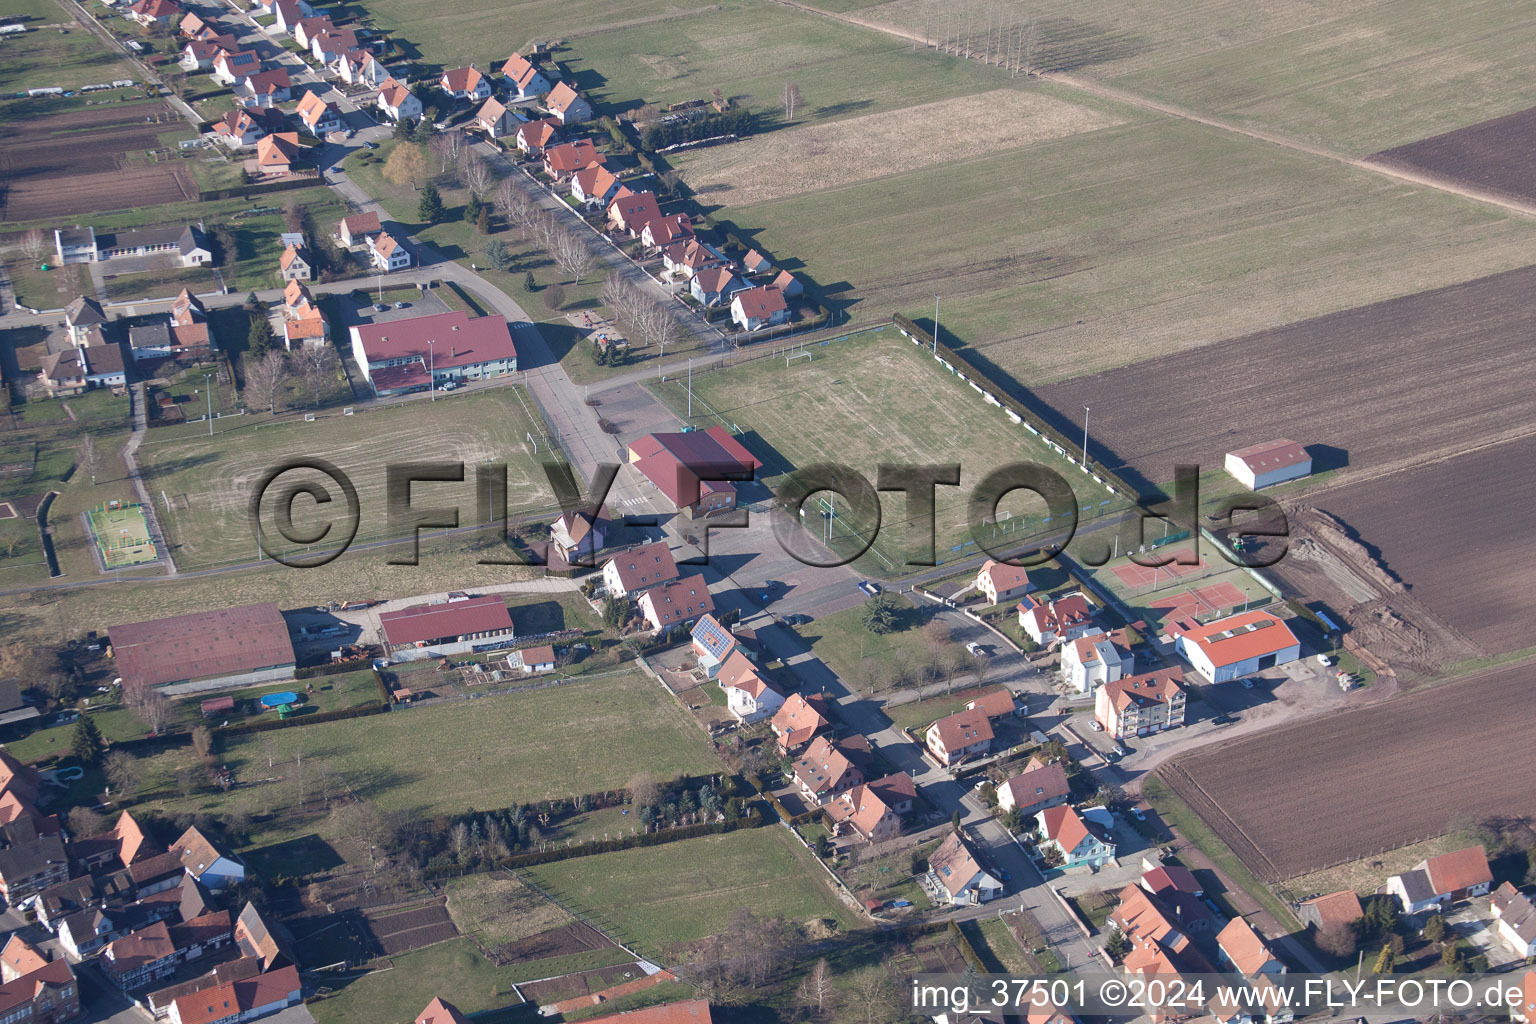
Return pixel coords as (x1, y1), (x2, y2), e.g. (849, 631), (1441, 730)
(1159, 659), (1536, 881)
(1369, 104), (1536, 207)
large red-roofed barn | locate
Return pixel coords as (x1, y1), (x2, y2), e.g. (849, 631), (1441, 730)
(378, 595), (515, 658)
(110, 603), (295, 690)
(349, 310), (518, 396)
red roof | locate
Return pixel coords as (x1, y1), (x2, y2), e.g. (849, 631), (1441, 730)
(1177, 610), (1298, 668)
(626, 427), (761, 509)
(1102, 667), (1184, 711)
(0, 959), (75, 1015)
(546, 81), (584, 115)
(927, 708), (993, 754)
(610, 190), (661, 231)
(172, 966), (298, 1024)
(543, 140), (602, 174)
(110, 603), (295, 687)
(584, 999), (711, 1024)
(1217, 917), (1277, 976)
(379, 595), (512, 646)
(416, 997), (472, 1024)
(340, 211), (382, 237)
(440, 67), (483, 93)
(978, 558), (1030, 595)
(352, 310), (517, 373)
(1227, 439), (1309, 473)
(640, 574), (714, 627)
(603, 540), (679, 593)
(731, 284), (787, 320)
(1002, 758), (1069, 809)
(1423, 846), (1492, 895)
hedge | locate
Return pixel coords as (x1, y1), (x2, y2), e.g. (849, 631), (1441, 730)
(294, 656), (378, 680)
(948, 920), (989, 974)
(420, 808), (766, 878)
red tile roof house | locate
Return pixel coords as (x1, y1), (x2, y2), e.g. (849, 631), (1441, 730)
(1217, 917), (1286, 978)
(277, 244), (310, 281)
(238, 68), (292, 107)
(792, 736), (868, 805)
(290, 15), (333, 49)
(109, 603), (295, 690)
(549, 506), (606, 565)
(337, 211), (383, 247)
(378, 594), (515, 659)
(1491, 882), (1536, 958)
(367, 231), (412, 272)
(167, 964), (300, 1024)
(1386, 845), (1493, 913)
(770, 692), (830, 753)
(511, 644), (556, 674)
(173, 826), (246, 890)
(544, 81), (593, 124)
(825, 772), (915, 843)
(924, 708), (994, 767)
(1169, 610), (1300, 683)
(473, 98), (520, 139)
(572, 164), (628, 207)
(1061, 631), (1132, 695)
(625, 427), (761, 518)
(294, 90), (341, 137)
(600, 540), (680, 599)
(181, 38), (225, 70)
(375, 79), (424, 123)
(1224, 438), (1311, 490)
(715, 649), (784, 724)
(642, 213), (695, 251)
(0, 947), (79, 1024)
(690, 267), (744, 307)
(541, 140), (603, 179)
(501, 53), (552, 99)
(1035, 804), (1116, 869)
(637, 574), (715, 634)
(660, 238), (725, 280)
(1294, 890), (1362, 934)
(1017, 591), (1097, 645)
(974, 559), (1033, 606)
(514, 118), (561, 157)
(582, 1000), (712, 1024)
(349, 310), (517, 396)
(1515, 972), (1536, 1024)
(101, 911), (232, 990)
(1095, 667), (1186, 739)
(608, 190), (662, 236)
(255, 132), (302, 176)
(415, 996), (471, 1024)
(129, 0), (182, 28)
(729, 285), (788, 332)
(439, 66), (491, 102)
(997, 756), (1070, 817)
(211, 49), (262, 86)
(965, 687), (1021, 720)
(927, 831), (1002, 906)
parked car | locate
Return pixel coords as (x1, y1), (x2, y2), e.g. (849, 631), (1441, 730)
(1089, 720), (1104, 732)
(438, 381), (458, 391)
(1113, 744), (1129, 757)
(1315, 653), (1334, 666)
(1130, 807), (1147, 822)
(394, 301), (410, 308)
(858, 580), (882, 597)
(362, 141), (378, 150)
(374, 303), (389, 312)
(1240, 677), (1255, 688)
(784, 613), (812, 625)
(965, 641), (984, 656)
(1211, 714), (1234, 726)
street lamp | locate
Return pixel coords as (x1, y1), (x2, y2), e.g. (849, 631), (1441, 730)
(427, 339), (436, 401)
(932, 294), (940, 353)
(1081, 405), (1090, 468)
(203, 373), (214, 437)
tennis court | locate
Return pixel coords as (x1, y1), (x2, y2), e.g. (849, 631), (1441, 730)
(1110, 548), (1208, 588)
(1145, 581), (1249, 624)
(86, 501), (158, 569)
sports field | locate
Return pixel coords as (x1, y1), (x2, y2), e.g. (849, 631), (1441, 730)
(1084, 544), (1273, 628)
(649, 330), (1124, 569)
(135, 388), (557, 571)
(85, 502), (157, 569)
(527, 827), (861, 954)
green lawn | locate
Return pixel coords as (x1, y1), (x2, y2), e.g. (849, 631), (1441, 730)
(3, 705), (144, 764)
(308, 938), (557, 1024)
(136, 671), (722, 832)
(649, 330), (1122, 569)
(527, 827), (860, 955)
(883, 688), (992, 733)
(713, 115), (1536, 386)
(135, 387), (556, 571)
(0, 19), (138, 95)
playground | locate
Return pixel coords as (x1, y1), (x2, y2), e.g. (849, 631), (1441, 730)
(85, 501), (158, 570)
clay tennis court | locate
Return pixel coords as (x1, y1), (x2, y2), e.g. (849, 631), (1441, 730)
(1145, 581), (1247, 624)
(1110, 548), (1207, 588)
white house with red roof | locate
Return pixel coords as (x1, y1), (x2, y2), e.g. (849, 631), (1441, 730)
(349, 309), (517, 396)
(1061, 631), (1132, 694)
(168, 964), (299, 1024)
(1170, 610), (1300, 683)
(501, 53), (552, 99)
(600, 541), (679, 599)
(1096, 667), (1186, 738)
(924, 708), (993, 767)
(975, 559), (1033, 606)
(367, 231), (411, 272)
(238, 67), (291, 106)
(376, 79), (423, 122)
(128, 0), (182, 27)
(542, 140), (602, 178)
(544, 81), (592, 124)
(826, 773), (914, 843)
(792, 736), (868, 805)
(440, 67), (491, 103)
(211, 49), (262, 85)
(515, 118), (561, 157)
(715, 650), (783, 724)
(927, 831), (1002, 905)
(730, 285), (788, 331)
(642, 214), (695, 250)
(690, 267), (743, 307)
(1217, 917), (1285, 978)
(294, 90), (340, 137)
(1224, 439), (1311, 490)
(337, 211), (382, 247)
(637, 574), (714, 634)
(572, 165), (627, 207)
(378, 595), (514, 658)
(290, 15), (333, 48)
(1017, 591), (1097, 645)
(997, 756), (1070, 817)
(770, 692), (829, 753)
(1386, 845), (1492, 913)
(1036, 804), (1117, 869)
(608, 191), (662, 236)
(270, 0), (315, 33)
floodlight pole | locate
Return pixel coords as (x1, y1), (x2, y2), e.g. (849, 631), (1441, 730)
(428, 339), (436, 401)
(932, 295), (940, 353)
(1081, 405), (1090, 468)
(687, 358), (693, 417)
(204, 374), (213, 436)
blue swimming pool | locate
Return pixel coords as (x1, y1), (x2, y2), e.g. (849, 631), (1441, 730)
(259, 691), (299, 708)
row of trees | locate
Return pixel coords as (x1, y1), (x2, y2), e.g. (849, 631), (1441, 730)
(641, 106), (760, 151)
(242, 346), (338, 414)
(601, 271), (680, 352)
(922, 2), (1042, 77)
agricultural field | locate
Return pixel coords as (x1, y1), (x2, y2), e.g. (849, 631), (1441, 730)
(716, 114), (1536, 387)
(1368, 104), (1536, 206)
(1034, 265), (1536, 496)
(526, 827), (861, 956)
(137, 671), (721, 832)
(1295, 432), (1536, 659)
(308, 938), (551, 1024)
(1158, 658), (1536, 881)
(0, 9), (137, 96)
(845, 0), (1536, 151)
(0, 101), (196, 222)
(135, 387), (557, 572)
(444, 872), (578, 952)
(649, 330), (1122, 569)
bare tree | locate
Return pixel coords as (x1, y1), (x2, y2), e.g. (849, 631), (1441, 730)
(103, 750), (140, 799)
(550, 229), (595, 285)
(243, 349), (289, 415)
(781, 82), (802, 121)
(260, 734), (280, 769)
(18, 229), (47, 262)
(291, 344), (337, 408)
(797, 958), (836, 1018)
(78, 431), (96, 485)
(429, 133), (458, 175)
(190, 725), (214, 760)
(627, 771), (660, 809)
(461, 152), (496, 200)
(125, 683), (173, 735)
(494, 179), (537, 239)
(1016, 18), (1041, 77)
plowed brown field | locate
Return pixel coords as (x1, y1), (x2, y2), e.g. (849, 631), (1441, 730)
(1159, 660), (1536, 881)
(1368, 105), (1536, 207)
